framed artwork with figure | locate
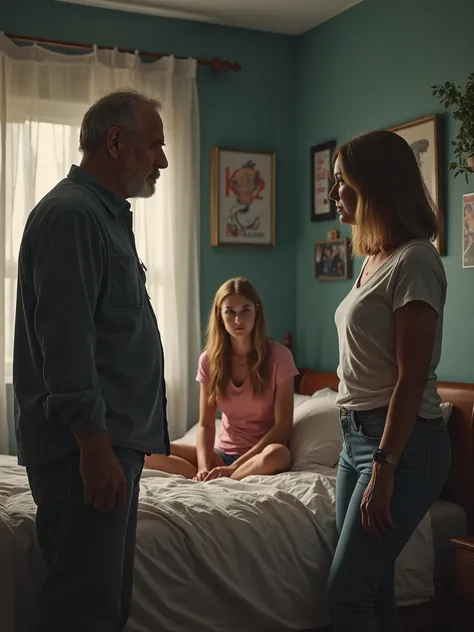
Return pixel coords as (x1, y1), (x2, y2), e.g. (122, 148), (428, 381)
(389, 114), (445, 254)
(463, 193), (474, 268)
(210, 147), (275, 247)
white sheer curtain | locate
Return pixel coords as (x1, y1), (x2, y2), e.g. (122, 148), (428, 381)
(0, 33), (201, 453)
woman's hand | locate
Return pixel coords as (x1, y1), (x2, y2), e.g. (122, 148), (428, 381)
(360, 465), (395, 538)
(193, 469), (210, 481)
(203, 465), (236, 481)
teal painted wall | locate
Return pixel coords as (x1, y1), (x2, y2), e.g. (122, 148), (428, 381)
(295, 0), (474, 382)
(0, 0), (296, 344)
(2, 0), (473, 384)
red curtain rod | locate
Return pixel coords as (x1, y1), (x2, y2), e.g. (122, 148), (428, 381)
(4, 32), (241, 73)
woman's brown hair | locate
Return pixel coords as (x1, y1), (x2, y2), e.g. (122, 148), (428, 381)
(205, 277), (270, 404)
(334, 130), (439, 256)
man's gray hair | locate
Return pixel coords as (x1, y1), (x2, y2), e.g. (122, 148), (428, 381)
(79, 88), (162, 154)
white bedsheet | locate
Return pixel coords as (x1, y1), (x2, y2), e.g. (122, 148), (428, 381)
(0, 454), (434, 632)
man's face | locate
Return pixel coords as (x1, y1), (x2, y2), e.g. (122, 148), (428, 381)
(121, 104), (168, 199)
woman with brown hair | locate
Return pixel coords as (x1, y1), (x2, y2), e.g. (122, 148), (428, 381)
(326, 129), (451, 631)
(145, 277), (298, 481)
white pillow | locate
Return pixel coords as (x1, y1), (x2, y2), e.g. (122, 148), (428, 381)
(294, 393), (311, 408)
(290, 397), (342, 471)
(311, 387), (338, 400)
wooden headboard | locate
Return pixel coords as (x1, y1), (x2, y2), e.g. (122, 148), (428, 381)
(281, 332), (474, 532)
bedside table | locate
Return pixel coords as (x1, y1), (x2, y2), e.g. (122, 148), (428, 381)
(450, 537), (474, 629)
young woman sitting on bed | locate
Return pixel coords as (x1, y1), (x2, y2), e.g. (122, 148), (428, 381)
(144, 277), (299, 481)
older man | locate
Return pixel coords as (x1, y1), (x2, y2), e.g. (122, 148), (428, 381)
(13, 89), (169, 632)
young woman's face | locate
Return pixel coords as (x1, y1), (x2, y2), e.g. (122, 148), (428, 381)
(221, 294), (256, 340)
(329, 156), (358, 225)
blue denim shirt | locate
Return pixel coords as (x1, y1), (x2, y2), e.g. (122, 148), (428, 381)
(13, 165), (170, 466)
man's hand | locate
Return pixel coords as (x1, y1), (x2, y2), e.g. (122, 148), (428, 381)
(74, 431), (127, 512)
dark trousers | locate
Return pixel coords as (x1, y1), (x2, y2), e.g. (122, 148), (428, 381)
(27, 447), (144, 632)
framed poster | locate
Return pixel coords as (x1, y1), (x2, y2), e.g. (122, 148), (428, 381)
(210, 147), (275, 246)
(463, 193), (474, 268)
(311, 141), (336, 222)
(389, 114), (445, 254)
(314, 237), (352, 281)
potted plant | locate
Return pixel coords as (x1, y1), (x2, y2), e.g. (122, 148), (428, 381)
(432, 72), (474, 181)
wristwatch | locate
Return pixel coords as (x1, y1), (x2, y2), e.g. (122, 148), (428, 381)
(372, 448), (400, 466)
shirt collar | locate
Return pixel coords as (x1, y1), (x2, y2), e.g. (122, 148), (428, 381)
(67, 165), (131, 217)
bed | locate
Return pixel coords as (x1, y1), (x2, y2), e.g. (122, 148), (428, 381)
(0, 335), (473, 632)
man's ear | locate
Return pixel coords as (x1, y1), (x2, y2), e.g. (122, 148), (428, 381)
(106, 127), (122, 159)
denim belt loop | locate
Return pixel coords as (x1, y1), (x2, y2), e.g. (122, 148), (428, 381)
(339, 407), (359, 431)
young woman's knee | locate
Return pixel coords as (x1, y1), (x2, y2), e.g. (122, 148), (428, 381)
(261, 444), (291, 472)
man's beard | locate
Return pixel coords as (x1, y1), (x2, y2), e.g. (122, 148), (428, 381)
(123, 153), (159, 199)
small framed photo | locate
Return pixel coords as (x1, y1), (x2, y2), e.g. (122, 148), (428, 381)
(389, 114), (445, 254)
(210, 147), (275, 247)
(315, 238), (352, 281)
(310, 141), (336, 222)
(463, 193), (474, 268)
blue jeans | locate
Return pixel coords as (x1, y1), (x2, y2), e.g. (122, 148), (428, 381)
(327, 407), (451, 632)
(26, 447), (144, 632)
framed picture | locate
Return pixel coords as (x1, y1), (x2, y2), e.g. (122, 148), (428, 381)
(389, 114), (445, 254)
(314, 238), (352, 281)
(311, 141), (336, 222)
(463, 193), (474, 268)
(210, 147), (275, 247)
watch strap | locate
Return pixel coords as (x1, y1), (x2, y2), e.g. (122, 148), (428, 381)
(372, 448), (400, 466)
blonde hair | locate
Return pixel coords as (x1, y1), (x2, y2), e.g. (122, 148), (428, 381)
(205, 277), (270, 404)
(334, 130), (439, 256)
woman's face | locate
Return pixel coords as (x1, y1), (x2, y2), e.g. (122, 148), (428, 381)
(329, 156), (358, 225)
(220, 294), (256, 340)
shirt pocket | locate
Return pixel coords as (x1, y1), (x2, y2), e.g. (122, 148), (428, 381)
(110, 254), (144, 308)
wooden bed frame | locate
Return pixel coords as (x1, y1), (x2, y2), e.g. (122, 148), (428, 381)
(283, 332), (474, 631)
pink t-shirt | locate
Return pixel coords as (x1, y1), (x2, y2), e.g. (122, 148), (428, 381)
(196, 340), (299, 455)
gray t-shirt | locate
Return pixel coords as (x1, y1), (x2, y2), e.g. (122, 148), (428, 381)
(334, 239), (447, 418)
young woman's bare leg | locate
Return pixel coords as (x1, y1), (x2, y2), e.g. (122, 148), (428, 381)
(144, 444), (224, 479)
(230, 444), (291, 481)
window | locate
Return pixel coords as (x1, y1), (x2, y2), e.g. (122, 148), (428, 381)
(5, 119), (81, 380)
